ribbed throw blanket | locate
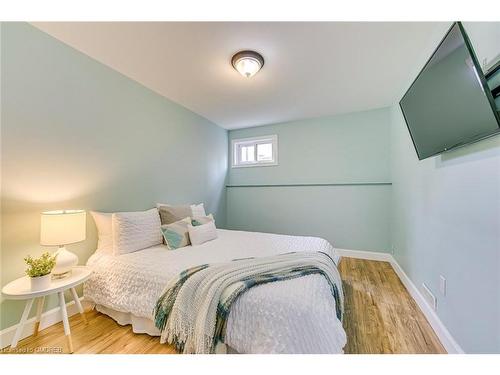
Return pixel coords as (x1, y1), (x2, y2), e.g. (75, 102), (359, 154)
(153, 251), (343, 354)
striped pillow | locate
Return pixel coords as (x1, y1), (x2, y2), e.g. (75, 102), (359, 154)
(160, 217), (192, 250)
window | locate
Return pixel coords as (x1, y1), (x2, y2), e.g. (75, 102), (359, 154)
(232, 135), (278, 168)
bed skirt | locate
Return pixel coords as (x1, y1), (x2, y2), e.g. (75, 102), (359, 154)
(95, 304), (161, 336)
(93, 304), (234, 353)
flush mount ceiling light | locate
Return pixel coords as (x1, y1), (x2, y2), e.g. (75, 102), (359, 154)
(231, 50), (265, 78)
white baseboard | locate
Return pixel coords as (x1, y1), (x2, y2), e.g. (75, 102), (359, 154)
(0, 297), (91, 349)
(388, 258), (464, 354)
(338, 248), (464, 354)
(336, 248), (393, 262)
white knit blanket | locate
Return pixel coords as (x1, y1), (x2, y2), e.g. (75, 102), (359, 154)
(155, 251), (343, 354)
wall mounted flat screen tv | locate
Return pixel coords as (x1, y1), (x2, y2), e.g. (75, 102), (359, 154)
(399, 22), (500, 160)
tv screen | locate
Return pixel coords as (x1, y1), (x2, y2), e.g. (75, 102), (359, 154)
(399, 22), (500, 160)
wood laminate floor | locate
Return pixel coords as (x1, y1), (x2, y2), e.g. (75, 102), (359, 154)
(2, 258), (445, 354)
(339, 258), (445, 353)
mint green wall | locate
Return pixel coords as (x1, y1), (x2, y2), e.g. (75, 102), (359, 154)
(390, 105), (500, 353)
(389, 22), (500, 353)
(0, 23), (227, 330)
(227, 108), (391, 251)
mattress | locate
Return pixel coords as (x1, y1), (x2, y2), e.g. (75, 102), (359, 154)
(84, 229), (347, 353)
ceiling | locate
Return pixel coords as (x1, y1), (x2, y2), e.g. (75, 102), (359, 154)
(32, 22), (450, 129)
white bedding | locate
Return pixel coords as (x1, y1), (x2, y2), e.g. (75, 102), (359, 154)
(84, 229), (347, 354)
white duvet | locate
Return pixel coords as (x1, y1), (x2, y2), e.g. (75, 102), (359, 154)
(84, 229), (347, 354)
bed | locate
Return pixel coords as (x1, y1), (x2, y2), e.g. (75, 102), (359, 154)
(84, 229), (347, 354)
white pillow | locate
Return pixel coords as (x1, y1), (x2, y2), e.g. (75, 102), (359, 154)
(188, 221), (217, 246)
(156, 202), (206, 217)
(112, 208), (162, 255)
(190, 203), (206, 217)
(90, 211), (113, 254)
(191, 213), (214, 226)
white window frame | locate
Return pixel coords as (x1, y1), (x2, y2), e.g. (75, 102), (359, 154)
(231, 135), (278, 168)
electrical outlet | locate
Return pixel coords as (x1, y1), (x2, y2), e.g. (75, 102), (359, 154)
(439, 275), (446, 296)
(390, 245), (395, 255)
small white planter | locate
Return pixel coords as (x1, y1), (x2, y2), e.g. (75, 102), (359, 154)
(30, 273), (52, 291)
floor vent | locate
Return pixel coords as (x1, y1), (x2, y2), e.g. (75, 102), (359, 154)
(421, 283), (437, 311)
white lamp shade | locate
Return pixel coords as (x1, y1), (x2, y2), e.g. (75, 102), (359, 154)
(40, 210), (86, 246)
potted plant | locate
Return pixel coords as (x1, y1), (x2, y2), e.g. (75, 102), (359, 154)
(24, 252), (57, 291)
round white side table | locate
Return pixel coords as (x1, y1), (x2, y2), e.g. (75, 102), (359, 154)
(2, 266), (92, 353)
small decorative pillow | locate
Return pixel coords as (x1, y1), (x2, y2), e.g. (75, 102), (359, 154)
(188, 221), (218, 246)
(112, 208), (162, 255)
(90, 211), (113, 254)
(191, 213), (214, 226)
(161, 217), (192, 250)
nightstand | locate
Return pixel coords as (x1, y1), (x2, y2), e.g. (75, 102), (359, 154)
(1, 266), (92, 353)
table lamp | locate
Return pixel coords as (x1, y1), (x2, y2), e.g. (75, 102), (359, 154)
(40, 210), (86, 278)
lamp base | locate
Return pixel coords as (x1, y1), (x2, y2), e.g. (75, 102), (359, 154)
(52, 246), (78, 278)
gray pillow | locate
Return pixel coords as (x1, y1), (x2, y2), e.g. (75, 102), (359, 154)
(158, 205), (192, 225)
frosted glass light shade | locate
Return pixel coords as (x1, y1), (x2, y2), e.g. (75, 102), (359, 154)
(40, 210), (86, 246)
(231, 50), (264, 78)
(234, 58), (261, 78)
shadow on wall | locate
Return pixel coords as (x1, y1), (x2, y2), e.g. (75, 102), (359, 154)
(435, 134), (500, 168)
